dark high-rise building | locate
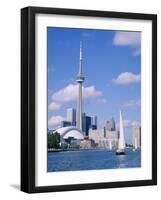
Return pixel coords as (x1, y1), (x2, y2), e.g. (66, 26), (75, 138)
(91, 115), (97, 129)
(82, 113), (86, 135)
(61, 121), (72, 127)
(85, 116), (92, 136)
(82, 113), (92, 136)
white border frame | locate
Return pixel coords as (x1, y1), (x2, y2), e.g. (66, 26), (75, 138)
(35, 14), (152, 187)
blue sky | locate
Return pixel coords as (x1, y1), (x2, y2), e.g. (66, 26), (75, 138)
(47, 27), (141, 143)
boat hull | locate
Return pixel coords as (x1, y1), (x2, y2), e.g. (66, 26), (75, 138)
(116, 149), (125, 155)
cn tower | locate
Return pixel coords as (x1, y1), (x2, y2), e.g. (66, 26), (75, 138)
(76, 41), (85, 131)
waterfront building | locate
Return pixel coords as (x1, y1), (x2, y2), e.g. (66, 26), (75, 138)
(105, 130), (119, 149)
(80, 137), (95, 148)
(132, 126), (141, 149)
(89, 127), (118, 149)
(61, 120), (72, 127)
(66, 108), (76, 126)
(54, 126), (84, 144)
(106, 117), (116, 131)
(76, 41), (85, 131)
(88, 128), (105, 147)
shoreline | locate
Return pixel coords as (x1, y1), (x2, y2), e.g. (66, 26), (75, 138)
(48, 148), (108, 152)
(48, 147), (135, 153)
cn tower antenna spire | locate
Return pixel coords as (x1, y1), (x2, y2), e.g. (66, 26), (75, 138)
(80, 41), (82, 59)
(76, 41), (85, 131)
(79, 41), (83, 75)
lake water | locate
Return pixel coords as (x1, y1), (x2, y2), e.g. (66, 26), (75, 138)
(48, 148), (141, 172)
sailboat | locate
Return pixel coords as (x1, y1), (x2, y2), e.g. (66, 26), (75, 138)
(116, 111), (126, 155)
(133, 137), (138, 151)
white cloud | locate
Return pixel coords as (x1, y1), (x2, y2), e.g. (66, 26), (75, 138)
(52, 84), (102, 102)
(48, 102), (62, 111)
(113, 31), (141, 56)
(123, 120), (141, 127)
(113, 31), (140, 47)
(131, 121), (141, 126)
(48, 115), (65, 126)
(124, 99), (141, 107)
(112, 72), (140, 85)
(116, 119), (140, 128)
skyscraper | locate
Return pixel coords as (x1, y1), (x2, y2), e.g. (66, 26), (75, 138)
(82, 114), (92, 136)
(105, 117), (118, 149)
(61, 121), (72, 127)
(91, 115), (97, 129)
(132, 126), (141, 149)
(106, 117), (116, 131)
(82, 112), (86, 134)
(76, 41), (85, 131)
(67, 108), (76, 126)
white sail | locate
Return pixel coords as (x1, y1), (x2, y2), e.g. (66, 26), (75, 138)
(134, 137), (137, 149)
(109, 141), (112, 150)
(118, 111), (125, 150)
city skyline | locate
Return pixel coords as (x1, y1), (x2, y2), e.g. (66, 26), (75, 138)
(47, 27), (141, 143)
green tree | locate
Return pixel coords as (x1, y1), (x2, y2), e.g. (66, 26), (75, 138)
(48, 131), (60, 149)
